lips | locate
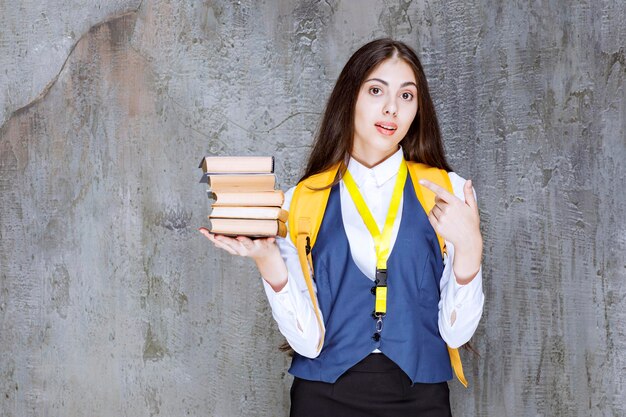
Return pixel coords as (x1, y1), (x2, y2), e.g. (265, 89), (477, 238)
(375, 121), (398, 136)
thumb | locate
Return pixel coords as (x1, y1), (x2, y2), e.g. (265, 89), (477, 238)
(464, 179), (477, 209)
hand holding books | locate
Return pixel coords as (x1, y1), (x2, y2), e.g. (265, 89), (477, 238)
(197, 155), (289, 291)
(198, 228), (278, 259)
(199, 227), (288, 291)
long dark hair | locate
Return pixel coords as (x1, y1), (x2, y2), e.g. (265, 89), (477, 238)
(299, 38), (453, 184)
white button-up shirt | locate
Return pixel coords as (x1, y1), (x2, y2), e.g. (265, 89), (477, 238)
(262, 147), (485, 358)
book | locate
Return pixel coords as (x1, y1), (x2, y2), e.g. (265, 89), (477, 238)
(208, 218), (287, 238)
(208, 190), (285, 207)
(205, 173), (276, 192)
(198, 155), (286, 238)
(210, 206), (288, 222)
(198, 156), (274, 174)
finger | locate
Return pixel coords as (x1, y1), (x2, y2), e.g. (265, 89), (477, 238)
(214, 235), (246, 255)
(434, 195), (447, 206)
(251, 236), (276, 246)
(198, 228), (215, 241)
(212, 238), (239, 255)
(214, 234), (240, 245)
(431, 204), (443, 221)
(236, 236), (255, 250)
(464, 179), (477, 210)
(427, 210), (440, 233)
(418, 179), (455, 203)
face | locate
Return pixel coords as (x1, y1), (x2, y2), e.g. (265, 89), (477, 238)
(352, 58), (419, 165)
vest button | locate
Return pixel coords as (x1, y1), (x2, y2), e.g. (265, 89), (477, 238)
(370, 286), (376, 295)
(372, 332), (381, 342)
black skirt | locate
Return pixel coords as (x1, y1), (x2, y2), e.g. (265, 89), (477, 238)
(289, 353), (452, 417)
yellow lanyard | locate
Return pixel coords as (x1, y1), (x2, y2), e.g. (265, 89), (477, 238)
(342, 159), (407, 324)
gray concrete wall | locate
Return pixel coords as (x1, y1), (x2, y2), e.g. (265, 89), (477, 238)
(1, 1), (624, 416)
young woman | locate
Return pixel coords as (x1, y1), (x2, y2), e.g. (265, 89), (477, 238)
(199, 38), (484, 417)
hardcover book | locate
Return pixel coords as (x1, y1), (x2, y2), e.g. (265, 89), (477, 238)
(205, 173), (276, 192)
(208, 218), (287, 238)
(198, 156), (274, 174)
(210, 206), (289, 223)
(208, 190), (285, 207)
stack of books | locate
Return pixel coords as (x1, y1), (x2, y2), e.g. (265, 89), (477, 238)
(198, 156), (287, 238)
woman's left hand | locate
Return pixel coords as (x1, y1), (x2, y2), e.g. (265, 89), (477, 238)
(418, 179), (483, 283)
(418, 178), (482, 251)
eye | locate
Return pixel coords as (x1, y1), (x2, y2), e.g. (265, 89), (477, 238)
(401, 92), (414, 100)
(369, 87), (383, 96)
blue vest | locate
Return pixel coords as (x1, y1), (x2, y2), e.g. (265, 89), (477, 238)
(288, 175), (453, 384)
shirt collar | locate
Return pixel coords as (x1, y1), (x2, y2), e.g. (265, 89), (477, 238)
(346, 146), (404, 187)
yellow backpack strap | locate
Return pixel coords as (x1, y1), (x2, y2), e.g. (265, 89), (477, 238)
(406, 162), (450, 258)
(288, 163), (341, 354)
(406, 161), (468, 388)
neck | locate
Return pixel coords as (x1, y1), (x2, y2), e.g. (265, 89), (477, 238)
(351, 146), (400, 168)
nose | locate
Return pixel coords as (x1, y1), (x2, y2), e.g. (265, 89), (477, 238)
(383, 99), (398, 117)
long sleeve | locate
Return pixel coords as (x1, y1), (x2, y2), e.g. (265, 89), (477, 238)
(260, 186), (323, 358)
(437, 172), (485, 348)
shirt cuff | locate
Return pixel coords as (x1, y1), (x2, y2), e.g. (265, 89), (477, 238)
(449, 265), (484, 319)
(261, 273), (293, 304)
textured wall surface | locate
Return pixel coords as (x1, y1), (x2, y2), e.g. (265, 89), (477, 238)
(1, 1), (624, 416)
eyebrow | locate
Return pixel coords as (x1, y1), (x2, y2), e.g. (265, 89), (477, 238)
(364, 78), (417, 88)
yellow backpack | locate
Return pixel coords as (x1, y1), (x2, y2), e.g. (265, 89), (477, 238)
(287, 160), (468, 387)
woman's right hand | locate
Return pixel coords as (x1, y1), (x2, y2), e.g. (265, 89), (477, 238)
(198, 227), (288, 291)
(198, 227), (277, 260)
